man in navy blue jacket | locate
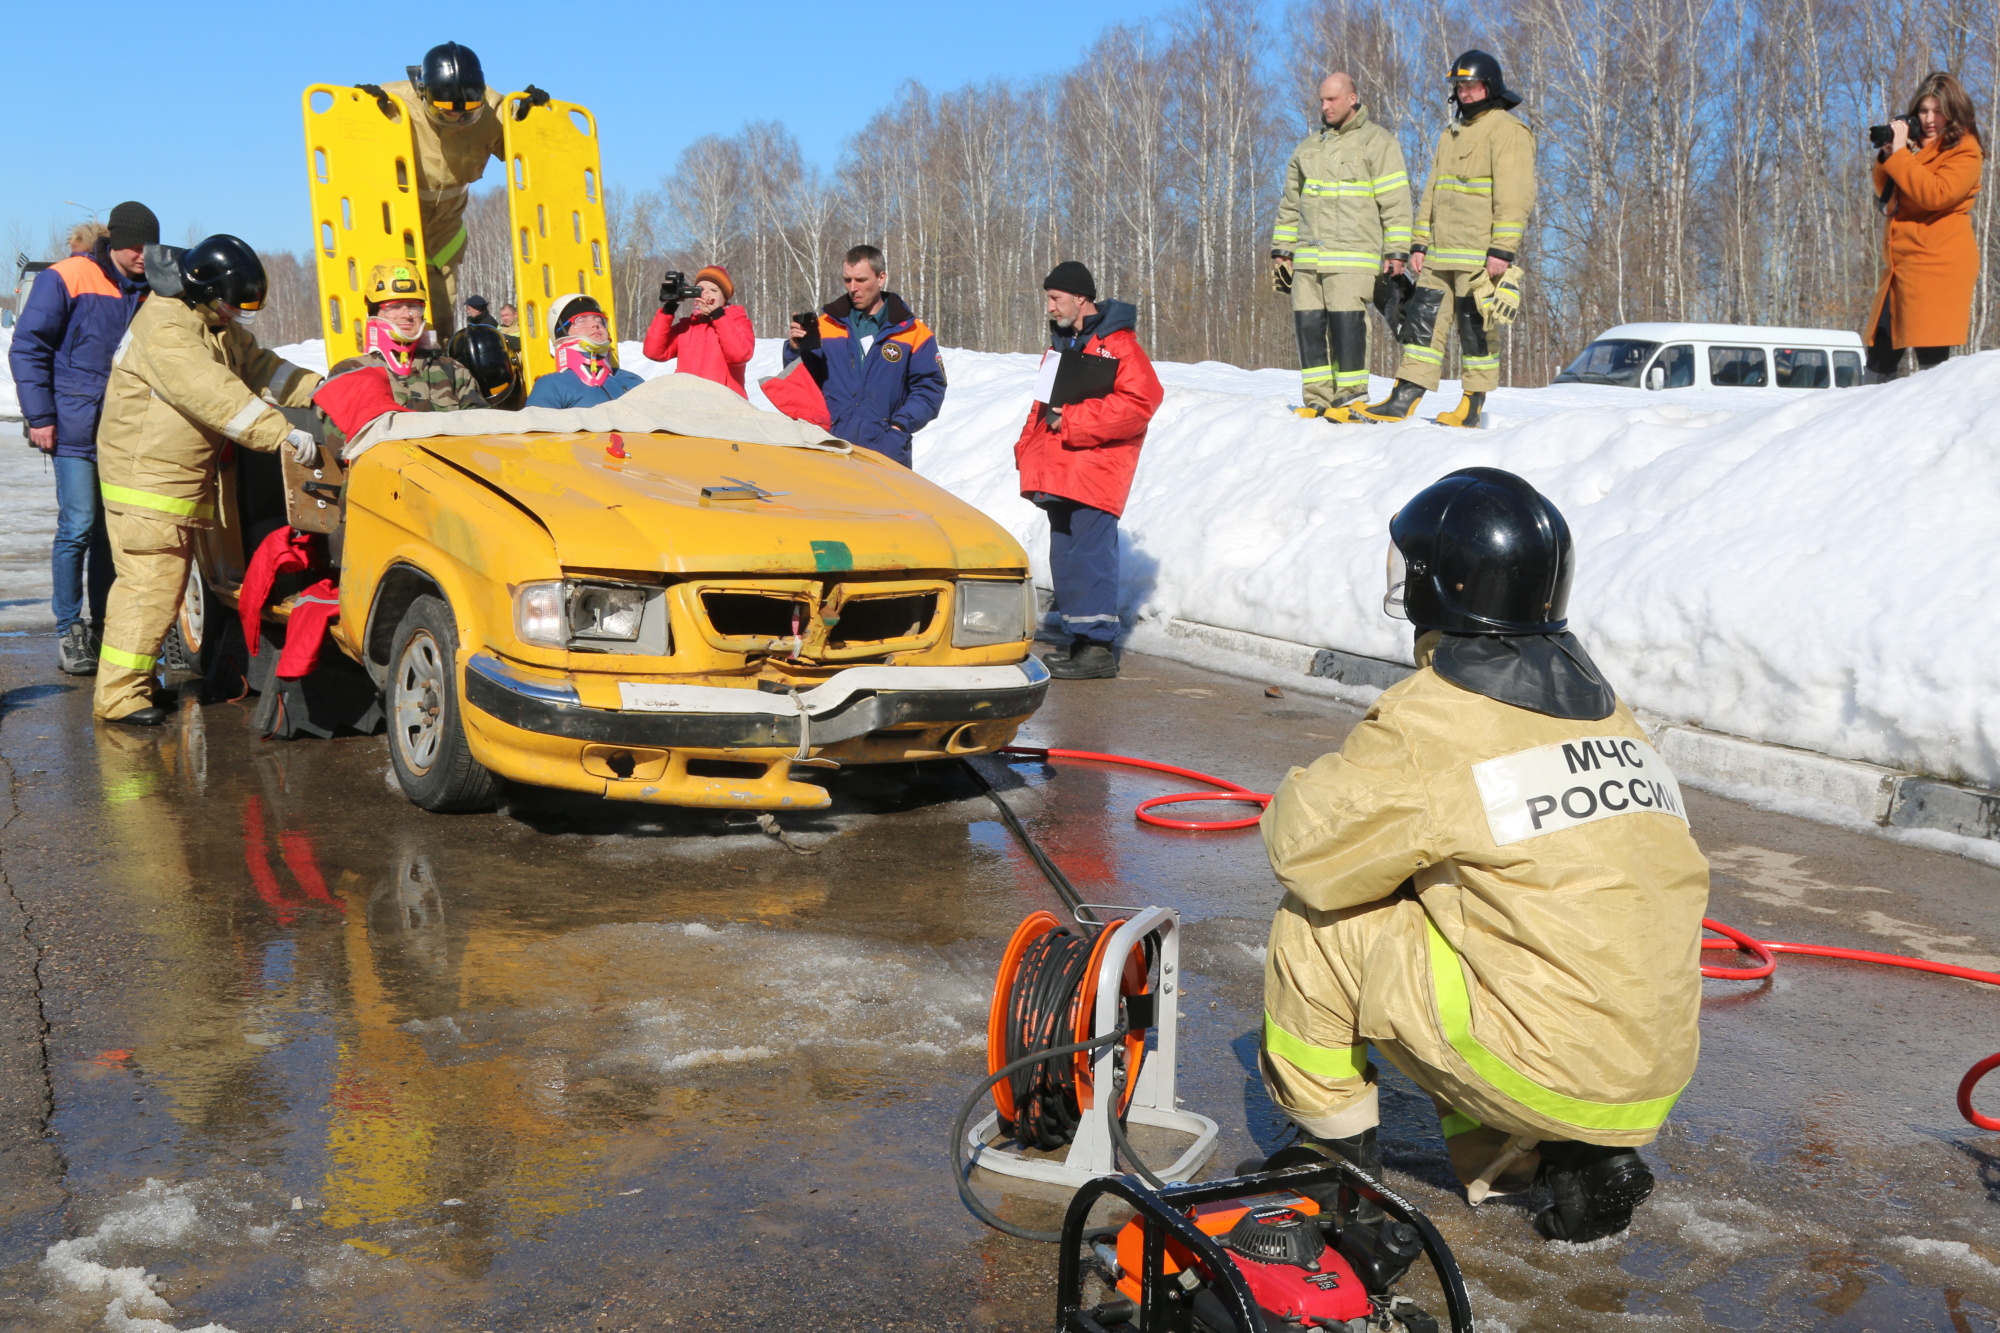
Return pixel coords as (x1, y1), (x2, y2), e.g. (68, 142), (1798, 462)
(10, 202), (156, 675)
(783, 245), (945, 466)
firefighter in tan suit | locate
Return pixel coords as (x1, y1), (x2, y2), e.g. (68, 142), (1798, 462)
(1351, 51), (1536, 428)
(1257, 467), (1709, 1244)
(93, 236), (321, 725)
(372, 42), (517, 338)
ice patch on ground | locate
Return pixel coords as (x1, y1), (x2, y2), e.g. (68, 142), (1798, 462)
(40, 1179), (240, 1332)
(1652, 1196), (1778, 1252)
(399, 919), (990, 1083)
(1888, 1235), (2000, 1276)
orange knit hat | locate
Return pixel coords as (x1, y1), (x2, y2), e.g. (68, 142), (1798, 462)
(695, 265), (734, 301)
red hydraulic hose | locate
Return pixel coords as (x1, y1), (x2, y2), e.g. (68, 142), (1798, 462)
(998, 744), (2000, 1131)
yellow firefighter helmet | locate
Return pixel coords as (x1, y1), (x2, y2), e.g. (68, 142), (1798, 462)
(365, 263), (428, 310)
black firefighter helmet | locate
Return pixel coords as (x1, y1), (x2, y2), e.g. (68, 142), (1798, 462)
(410, 42), (486, 117)
(1386, 467), (1571, 635)
(1447, 49), (1521, 114)
(178, 235), (267, 312)
(447, 324), (519, 406)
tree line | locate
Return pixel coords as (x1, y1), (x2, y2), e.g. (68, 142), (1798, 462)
(252, 0), (1999, 384)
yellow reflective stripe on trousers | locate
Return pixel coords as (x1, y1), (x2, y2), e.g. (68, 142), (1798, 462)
(100, 483), (215, 521)
(428, 224), (468, 268)
(1301, 365), (1334, 384)
(1439, 1110), (1481, 1138)
(1263, 1014), (1367, 1080)
(99, 644), (157, 672)
(1424, 918), (1684, 1132)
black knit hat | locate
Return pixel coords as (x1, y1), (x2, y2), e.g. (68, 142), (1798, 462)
(465, 294), (490, 311)
(106, 202), (159, 250)
(1042, 261), (1096, 301)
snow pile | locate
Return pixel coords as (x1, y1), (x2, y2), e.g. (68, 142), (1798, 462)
(40, 1179), (240, 1332)
(196, 336), (2000, 789)
(910, 349), (2000, 790)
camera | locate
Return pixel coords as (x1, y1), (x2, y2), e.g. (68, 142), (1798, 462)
(1869, 115), (1913, 149)
(659, 270), (701, 306)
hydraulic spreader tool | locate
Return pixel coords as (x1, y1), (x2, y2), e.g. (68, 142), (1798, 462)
(954, 745), (2000, 1332)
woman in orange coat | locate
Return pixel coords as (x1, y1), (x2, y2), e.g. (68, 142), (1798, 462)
(1864, 71), (1985, 380)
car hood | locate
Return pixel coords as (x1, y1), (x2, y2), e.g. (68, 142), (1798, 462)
(404, 431), (1026, 576)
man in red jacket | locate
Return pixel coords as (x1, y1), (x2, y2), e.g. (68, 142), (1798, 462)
(1014, 262), (1164, 680)
(642, 264), (755, 396)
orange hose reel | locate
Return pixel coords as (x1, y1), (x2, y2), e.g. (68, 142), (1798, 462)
(986, 910), (1150, 1126)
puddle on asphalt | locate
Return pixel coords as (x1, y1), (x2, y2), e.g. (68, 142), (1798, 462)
(0, 682), (1996, 1328)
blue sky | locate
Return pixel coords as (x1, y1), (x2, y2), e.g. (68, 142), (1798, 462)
(1, 0), (1185, 259)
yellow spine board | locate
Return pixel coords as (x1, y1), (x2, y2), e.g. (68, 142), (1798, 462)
(501, 94), (615, 392)
(302, 86), (431, 356)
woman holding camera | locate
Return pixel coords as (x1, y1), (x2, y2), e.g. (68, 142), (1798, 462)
(1864, 71), (1984, 381)
(642, 265), (755, 397)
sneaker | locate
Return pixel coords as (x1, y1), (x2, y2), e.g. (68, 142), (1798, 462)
(57, 623), (98, 676)
(1045, 643), (1117, 680)
(1531, 1141), (1654, 1242)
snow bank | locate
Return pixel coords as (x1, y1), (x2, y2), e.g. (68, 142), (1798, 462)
(909, 348), (2000, 790)
(92, 334), (2000, 789)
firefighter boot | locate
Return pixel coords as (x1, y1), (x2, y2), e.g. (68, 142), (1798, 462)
(1434, 391), (1486, 428)
(1344, 380), (1426, 423)
(1257, 1128), (1387, 1226)
(1531, 1141), (1655, 1243)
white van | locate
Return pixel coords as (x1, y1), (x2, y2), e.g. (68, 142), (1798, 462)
(1554, 322), (1865, 391)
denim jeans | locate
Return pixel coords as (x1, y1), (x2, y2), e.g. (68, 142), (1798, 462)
(51, 453), (114, 632)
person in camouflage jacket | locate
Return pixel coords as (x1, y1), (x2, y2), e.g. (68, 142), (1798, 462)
(315, 264), (485, 452)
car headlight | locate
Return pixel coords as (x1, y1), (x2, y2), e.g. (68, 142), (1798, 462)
(516, 581), (565, 646)
(954, 578), (1032, 648)
(569, 583), (646, 641)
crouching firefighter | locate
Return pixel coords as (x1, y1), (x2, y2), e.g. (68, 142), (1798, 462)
(93, 236), (322, 726)
(1349, 51), (1534, 427)
(1255, 467), (1709, 1243)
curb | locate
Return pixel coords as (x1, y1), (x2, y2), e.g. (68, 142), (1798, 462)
(1163, 618), (2000, 846)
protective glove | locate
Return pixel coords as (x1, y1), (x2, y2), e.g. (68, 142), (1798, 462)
(286, 429), (319, 467)
(1475, 265), (1526, 330)
(1272, 253), (1294, 295)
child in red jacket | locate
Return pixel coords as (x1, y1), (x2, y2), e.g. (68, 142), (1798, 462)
(642, 264), (755, 396)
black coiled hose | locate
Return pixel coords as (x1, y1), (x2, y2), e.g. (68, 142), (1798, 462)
(1002, 924), (1098, 1150)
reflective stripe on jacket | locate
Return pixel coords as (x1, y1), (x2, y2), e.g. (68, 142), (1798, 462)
(1412, 107), (1537, 269)
(1259, 633), (1709, 1136)
(1272, 109), (1413, 271)
(782, 292), (945, 465)
(96, 298), (322, 526)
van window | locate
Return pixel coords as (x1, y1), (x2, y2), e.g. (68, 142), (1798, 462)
(1650, 344), (1695, 388)
(1774, 348), (1829, 388)
(1708, 346), (1768, 387)
(1555, 339), (1659, 386)
(1833, 350), (1861, 387)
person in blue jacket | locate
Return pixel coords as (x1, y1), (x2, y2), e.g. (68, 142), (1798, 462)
(782, 244), (945, 466)
(9, 202), (157, 675)
(522, 294), (643, 408)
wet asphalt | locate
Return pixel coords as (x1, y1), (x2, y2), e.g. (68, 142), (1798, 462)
(0, 627), (1997, 1332)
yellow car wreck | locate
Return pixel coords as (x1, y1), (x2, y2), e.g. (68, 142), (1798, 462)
(192, 375), (1048, 813)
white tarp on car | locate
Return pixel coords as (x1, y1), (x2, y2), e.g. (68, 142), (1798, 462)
(344, 369), (846, 459)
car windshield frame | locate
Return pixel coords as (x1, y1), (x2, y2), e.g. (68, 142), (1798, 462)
(1556, 338), (1661, 386)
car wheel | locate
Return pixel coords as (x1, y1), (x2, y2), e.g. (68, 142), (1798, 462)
(387, 594), (497, 813)
(163, 562), (211, 676)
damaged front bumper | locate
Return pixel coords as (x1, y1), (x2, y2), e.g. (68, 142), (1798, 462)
(459, 653), (1049, 808)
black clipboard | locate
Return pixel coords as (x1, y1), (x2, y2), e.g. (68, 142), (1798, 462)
(1037, 349), (1120, 407)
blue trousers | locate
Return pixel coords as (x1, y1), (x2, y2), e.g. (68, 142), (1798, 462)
(1033, 495), (1120, 645)
(51, 453), (114, 633)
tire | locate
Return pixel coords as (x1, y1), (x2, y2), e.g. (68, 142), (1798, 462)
(386, 594), (497, 813)
(163, 562), (210, 675)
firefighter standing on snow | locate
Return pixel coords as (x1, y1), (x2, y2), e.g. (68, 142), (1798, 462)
(1272, 72), (1411, 419)
(1350, 51), (1535, 427)
(1256, 467), (1708, 1243)
(92, 237), (322, 726)
(370, 42), (515, 339)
